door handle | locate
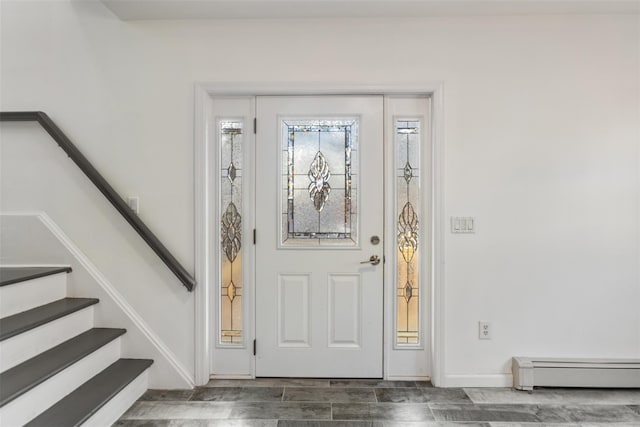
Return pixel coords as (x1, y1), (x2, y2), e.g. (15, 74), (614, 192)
(360, 255), (381, 266)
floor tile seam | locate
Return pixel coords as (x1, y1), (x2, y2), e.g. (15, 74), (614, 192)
(282, 400), (378, 403)
(138, 400), (308, 405)
(376, 386), (421, 388)
(206, 384), (330, 388)
(287, 387), (380, 390)
(349, 387), (424, 392)
(426, 411), (640, 424)
(226, 409), (332, 421)
(119, 420), (633, 426)
(461, 388), (474, 402)
(190, 399), (290, 403)
(466, 401), (640, 406)
(154, 396), (378, 404)
(139, 399), (639, 406)
(123, 415), (332, 422)
(442, 402), (640, 407)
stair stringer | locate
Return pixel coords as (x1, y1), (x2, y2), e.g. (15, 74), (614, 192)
(1, 212), (194, 389)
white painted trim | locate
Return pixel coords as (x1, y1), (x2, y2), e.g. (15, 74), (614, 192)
(196, 82), (445, 97)
(386, 376), (431, 381)
(194, 84), (212, 386)
(445, 373), (513, 388)
(0, 264), (71, 268)
(194, 82), (445, 383)
(81, 369), (149, 427)
(246, 100), (257, 380)
(0, 212), (195, 388)
(430, 84), (446, 387)
(210, 374), (253, 380)
(102, 0), (640, 21)
(383, 99), (393, 380)
(0, 211), (47, 217)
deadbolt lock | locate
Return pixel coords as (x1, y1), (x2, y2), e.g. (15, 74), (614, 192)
(370, 235), (380, 245)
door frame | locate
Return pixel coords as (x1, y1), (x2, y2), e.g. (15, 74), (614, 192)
(194, 82), (446, 386)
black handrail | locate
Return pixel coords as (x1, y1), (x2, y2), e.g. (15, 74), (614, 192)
(0, 111), (195, 292)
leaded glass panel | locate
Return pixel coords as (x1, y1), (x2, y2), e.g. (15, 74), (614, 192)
(396, 120), (420, 346)
(219, 120), (243, 345)
(281, 119), (358, 246)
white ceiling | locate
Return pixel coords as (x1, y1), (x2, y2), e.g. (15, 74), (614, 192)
(100, 0), (640, 20)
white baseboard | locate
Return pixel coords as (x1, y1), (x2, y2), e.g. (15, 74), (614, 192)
(209, 374), (253, 380)
(444, 373), (513, 388)
(386, 375), (431, 381)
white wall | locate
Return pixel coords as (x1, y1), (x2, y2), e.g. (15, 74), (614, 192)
(1, 0), (638, 386)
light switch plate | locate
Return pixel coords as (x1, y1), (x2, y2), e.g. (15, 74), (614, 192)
(127, 196), (140, 214)
(451, 216), (475, 233)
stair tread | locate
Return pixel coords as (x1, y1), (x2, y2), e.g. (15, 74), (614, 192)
(0, 297), (99, 341)
(0, 327), (126, 407)
(25, 358), (153, 427)
(0, 266), (72, 287)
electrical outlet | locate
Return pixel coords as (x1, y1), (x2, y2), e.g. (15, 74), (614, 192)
(127, 196), (139, 214)
(479, 321), (491, 340)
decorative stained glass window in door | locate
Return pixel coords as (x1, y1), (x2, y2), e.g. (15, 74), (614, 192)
(219, 120), (243, 345)
(281, 119), (358, 246)
(396, 120), (421, 346)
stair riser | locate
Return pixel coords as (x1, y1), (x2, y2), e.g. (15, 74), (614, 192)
(0, 307), (93, 373)
(0, 273), (67, 318)
(80, 369), (149, 427)
(0, 338), (121, 426)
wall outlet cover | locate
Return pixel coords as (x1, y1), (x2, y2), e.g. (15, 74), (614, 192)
(479, 321), (491, 340)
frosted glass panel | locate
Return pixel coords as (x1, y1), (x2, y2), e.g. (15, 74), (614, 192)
(396, 120), (420, 346)
(219, 120), (243, 345)
(281, 119), (358, 246)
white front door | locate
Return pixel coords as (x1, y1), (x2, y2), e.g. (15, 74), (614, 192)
(255, 96), (384, 378)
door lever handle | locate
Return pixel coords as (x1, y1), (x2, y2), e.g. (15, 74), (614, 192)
(360, 255), (381, 266)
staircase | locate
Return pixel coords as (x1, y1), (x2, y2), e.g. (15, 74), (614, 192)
(0, 266), (153, 426)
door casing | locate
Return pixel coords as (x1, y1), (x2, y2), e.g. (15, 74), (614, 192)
(194, 82), (445, 386)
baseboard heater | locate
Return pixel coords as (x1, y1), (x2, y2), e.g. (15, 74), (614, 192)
(512, 357), (640, 391)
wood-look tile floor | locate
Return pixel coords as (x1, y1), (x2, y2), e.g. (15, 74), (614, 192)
(115, 379), (640, 426)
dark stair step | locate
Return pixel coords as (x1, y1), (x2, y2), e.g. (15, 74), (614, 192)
(25, 358), (153, 427)
(0, 328), (126, 407)
(0, 266), (72, 287)
(0, 298), (99, 341)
